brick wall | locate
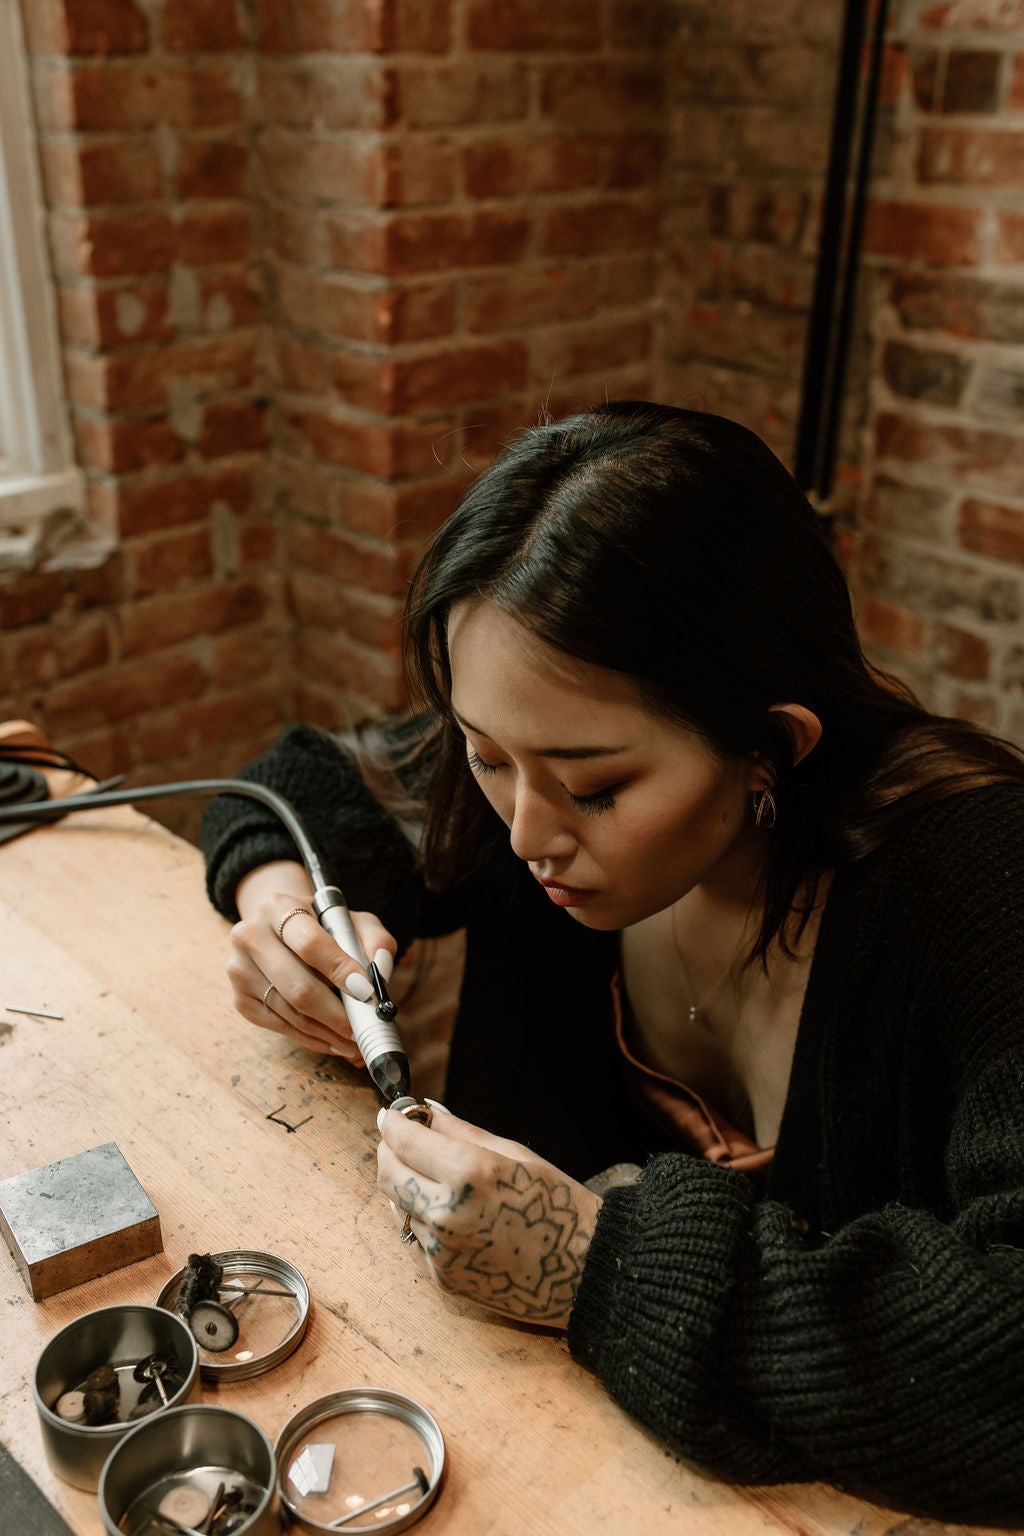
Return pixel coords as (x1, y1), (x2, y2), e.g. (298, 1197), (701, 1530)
(5, 0), (1024, 831)
(658, 0), (844, 464)
(2, 0), (279, 840)
(849, 0), (1024, 740)
(266, 0), (664, 730)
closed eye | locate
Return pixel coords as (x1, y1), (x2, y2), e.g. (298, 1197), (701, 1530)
(467, 748), (499, 777)
(569, 785), (621, 815)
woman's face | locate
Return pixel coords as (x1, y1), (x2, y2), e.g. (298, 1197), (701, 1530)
(447, 600), (767, 930)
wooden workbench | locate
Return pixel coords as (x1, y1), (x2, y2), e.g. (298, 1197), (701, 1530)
(0, 801), (996, 1535)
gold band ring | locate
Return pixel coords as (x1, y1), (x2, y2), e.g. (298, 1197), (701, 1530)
(401, 1211), (418, 1245)
(262, 980), (276, 1009)
(276, 907), (312, 941)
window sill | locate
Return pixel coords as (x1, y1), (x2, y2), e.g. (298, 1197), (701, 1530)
(0, 465), (85, 529)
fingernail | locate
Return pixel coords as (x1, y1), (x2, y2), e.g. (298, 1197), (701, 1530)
(331, 1047), (351, 1057)
(377, 1106), (388, 1133)
(344, 971), (374, 1003)
(425, 1097), (452, 1116)
(373, 947), (394, 982)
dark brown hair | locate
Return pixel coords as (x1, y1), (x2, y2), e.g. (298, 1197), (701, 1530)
(399, 401), (1024, 961)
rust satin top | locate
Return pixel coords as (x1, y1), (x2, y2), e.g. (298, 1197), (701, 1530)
(612, 972), (774, 1176)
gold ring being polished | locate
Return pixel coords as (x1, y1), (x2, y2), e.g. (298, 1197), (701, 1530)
(276, 907), (312, 941)
(262, 980), (276, 1008)
(401, 1211), (418, 1245)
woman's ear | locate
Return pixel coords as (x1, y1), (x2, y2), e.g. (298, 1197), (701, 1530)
(767, 703), (822, 767)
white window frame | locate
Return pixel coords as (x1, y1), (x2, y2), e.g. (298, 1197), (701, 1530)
(0, 0), (84, 528)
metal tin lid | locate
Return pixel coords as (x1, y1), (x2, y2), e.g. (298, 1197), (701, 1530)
(155, 1251), (310, 1383)
(274, 1389), (444, 1535)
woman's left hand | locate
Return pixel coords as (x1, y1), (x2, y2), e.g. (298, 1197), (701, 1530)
(376, 1106), (602, 1328)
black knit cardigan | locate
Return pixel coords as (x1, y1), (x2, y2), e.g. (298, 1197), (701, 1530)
(201, 725), (1024, 1523)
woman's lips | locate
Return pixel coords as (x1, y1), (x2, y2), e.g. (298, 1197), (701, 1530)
(535, 876), (595, 907)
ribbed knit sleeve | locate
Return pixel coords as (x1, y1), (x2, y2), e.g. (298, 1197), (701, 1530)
(200, 724), (464, 948)
(568, 787), (1024, 1522)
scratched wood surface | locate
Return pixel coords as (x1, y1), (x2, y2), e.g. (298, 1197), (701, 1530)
(0, 803), (996, 1536)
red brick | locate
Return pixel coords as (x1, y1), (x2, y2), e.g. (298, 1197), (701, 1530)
(856, 597), (926, 659)
(608, 132), (663, 190)
(162, 0), (245, 51)
(177, 206), (252, 264)
(39, 139), (162, 208)
(854, 534), (1021, 628)
(911, 50), (1001, 114)
(265, 206), (326, 266)
(466, 0), (599, 49)
(196, 400), (268, 458)
(64, 336), (258, 412)
(541, 62), (663, 124)
(995, 211), (1024, 263)
(932, 622), (991, 681)
(238, 519), (278, 566)
(176, 140), (250, 200)
(73, 412), (184, 473)
(48, 212), (177, 278)
(860, 474), (951, 541)
(43, 654), (207, 736)
(336, 340), (529, 413)
(159, 65), (246, 128)
(879, 44), (908, 107)
(290, 571), (402, 651)
(393, 63), (529, 128)
(257, 1), (450, 55)
(260, 136), (380, 206)
(383, 210), (532, 275)
(383, 0), (451, 51)
(119, 578), (268, 655)
(530, 317), (651, 384)
(137, 687), (281, 761)
(209, 629), (281, 689)
(9, 628), (58, 688)
(294, 628), (404, 712)
(464, 134), (602, 199)
(56, 281), (173, 346)
(256, 0), (388, 54)
(380, 140), (458, 208)
(922, 1), (1024, 23)
(543, 197), (659, 257)
(465, 255), (653, 332)
(127, 529), (215, 597)
(876, 414), (1024, 497)
(889, 272), (1024, 343)
(114, 466), (255, 536)
(273, 336), (336, 395)
(21, 0), (150, 55)
(257, 60), (397, 131)
(959, 497), (1024, 566)
(919, 126), (1024, 186)
(609, 0), (667, 46)
(1012, 55), (1024, 110)
(58, 727), (136, 780)
(0, 571), (64, 629)
(55, 614), (115, 676)
(861, 200), (981, 265)
(289, 518), (399, 595)
(279, 406), (452, 478)
(198, 271), (261, 332)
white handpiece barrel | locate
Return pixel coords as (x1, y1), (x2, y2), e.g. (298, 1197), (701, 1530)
(312, 885), (411, 1100)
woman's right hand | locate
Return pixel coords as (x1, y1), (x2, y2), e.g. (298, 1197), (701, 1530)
(226, 859), (397, 1063)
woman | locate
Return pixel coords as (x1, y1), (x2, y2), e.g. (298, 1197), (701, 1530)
(202, 402), (1024, 1521)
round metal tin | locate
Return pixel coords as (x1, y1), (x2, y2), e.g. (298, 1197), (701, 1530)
(274, 1389), (444, 1535)
(98, 1404), (278, 1536)
(155, 1250), (310, 1382)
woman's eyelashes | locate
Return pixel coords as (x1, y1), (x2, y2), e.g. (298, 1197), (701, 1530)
(466, 748), (621, 815)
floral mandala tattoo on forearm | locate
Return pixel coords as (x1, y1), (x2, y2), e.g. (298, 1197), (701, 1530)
(397, 1163), (595, 1320)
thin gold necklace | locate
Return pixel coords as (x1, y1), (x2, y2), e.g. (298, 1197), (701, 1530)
(671, 902), (748, 1025)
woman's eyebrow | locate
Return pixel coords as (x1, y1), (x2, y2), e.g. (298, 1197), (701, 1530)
(452, 709), (629, 760)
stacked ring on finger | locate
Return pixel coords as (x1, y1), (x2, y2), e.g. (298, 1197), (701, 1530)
(401, 1211), (418, 1246)
(262, 980), (276, 1009)
(276, 906), (312, 941)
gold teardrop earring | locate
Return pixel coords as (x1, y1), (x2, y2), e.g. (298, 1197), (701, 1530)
(753, 787), (777, 828)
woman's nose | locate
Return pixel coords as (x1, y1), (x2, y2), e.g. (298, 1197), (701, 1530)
(508, 787), (575, 863)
